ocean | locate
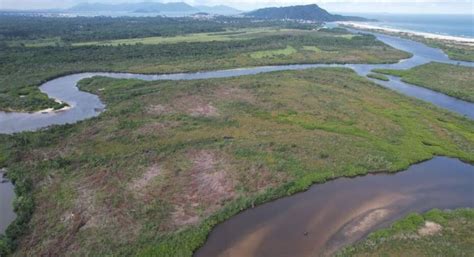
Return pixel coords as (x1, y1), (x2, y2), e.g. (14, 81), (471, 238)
(340, 13), (473, 38)
(4, 10), (473, 39)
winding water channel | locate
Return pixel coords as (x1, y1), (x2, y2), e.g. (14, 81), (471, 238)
(0, 30), (473, 134)
(0, 28), (473, 254)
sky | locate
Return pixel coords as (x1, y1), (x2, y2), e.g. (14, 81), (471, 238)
(1, 0), (473, 14)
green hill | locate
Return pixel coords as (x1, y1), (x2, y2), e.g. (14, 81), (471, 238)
(245, 4), (370, 22)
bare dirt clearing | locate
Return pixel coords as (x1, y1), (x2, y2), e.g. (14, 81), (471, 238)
(418, 221), (442, 236)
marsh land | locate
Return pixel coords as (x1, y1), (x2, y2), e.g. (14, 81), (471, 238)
(0, 16), (409, 112)
(374, 62), (474, 103)
(0, 12), (473, 257)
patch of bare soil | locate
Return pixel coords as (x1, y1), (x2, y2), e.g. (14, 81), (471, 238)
(68, 170), (123, 231)
(171, 205), (201, 227)
(146, 86), (255, 119)
(146, 104), (174, 115)
(135, 121), (181, 136)
(71, 186), (106, 230)
(129, 165), (162, 193)
(174, 95), (218, 117)
(188, 150), (235, 202)
(171, 150), (235, 227)
(37, 185), (109, 256)
(41, 170), (144, 256)
(214, 86), (256, 103)
(237, 164), (287, 193)
(147, 95), (219, 117)
(418, 221), (442, 236)
(189, 102), (218, 117)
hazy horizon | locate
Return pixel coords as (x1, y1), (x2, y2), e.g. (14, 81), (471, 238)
(1, 0), (473, 14)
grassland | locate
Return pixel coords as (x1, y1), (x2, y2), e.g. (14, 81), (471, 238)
(338, 208), (474, 257)
(374, 62), (474, 102)
(71, 28), (296, 47)
(367, 73), (389, 81)
(68, 29), (359, 48)
(0, 68), (472, 256)
(249, 45), (297, 59)
(0, 27), (411, 112)
(410, 36), (474, 62)
(302, 45), (322, 52)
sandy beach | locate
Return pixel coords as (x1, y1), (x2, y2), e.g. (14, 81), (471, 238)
(35, 100), (71, 114)
(338, 21), (474, 45)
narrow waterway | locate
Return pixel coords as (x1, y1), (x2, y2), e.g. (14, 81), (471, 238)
(0, 171), (15, 234)
(194, 157), (474, 257)
(0, 29), (473, 134)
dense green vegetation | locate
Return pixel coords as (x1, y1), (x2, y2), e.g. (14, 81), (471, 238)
(367, 73), (389, 81)
(410, 36), (474, 62)
(0, 16), (410, 112)
(68, 28), (356, 48)
(0, 68), (472, 256)
(249, 45), (297, 58)
(437, 43), (474, 62)
(0, 15), (311, 44)
(374, 62), (474, 102)
(71, 28), (289, 47)
(339, 208), (474, 256)
(244, 4), (368, 22)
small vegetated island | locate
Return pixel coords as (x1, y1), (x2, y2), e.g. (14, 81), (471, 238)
(0, 4), (473, 257)
(373, 62), (474, 103)
(367, 73), (389, 81)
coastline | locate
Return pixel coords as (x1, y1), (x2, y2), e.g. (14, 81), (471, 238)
(337, 21), (474, 46)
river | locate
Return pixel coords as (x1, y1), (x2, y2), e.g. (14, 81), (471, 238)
(0, 30), (473, 134)
(0, 171), (15, 234)
(194, 157), (474, 257)
(0, 28), (473, 255)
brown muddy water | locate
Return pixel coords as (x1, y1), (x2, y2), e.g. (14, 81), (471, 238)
(0, 171), (15, 234)
(194, 157), (474, 257)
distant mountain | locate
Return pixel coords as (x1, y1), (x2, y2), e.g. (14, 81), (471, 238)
(195, 5), (241, 15)
(245, 4), (370, 22)
(68, 2), (198, 13)
(68, 2), (240, 15)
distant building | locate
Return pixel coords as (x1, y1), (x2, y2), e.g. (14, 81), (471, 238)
(191, 12), (214, 20)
